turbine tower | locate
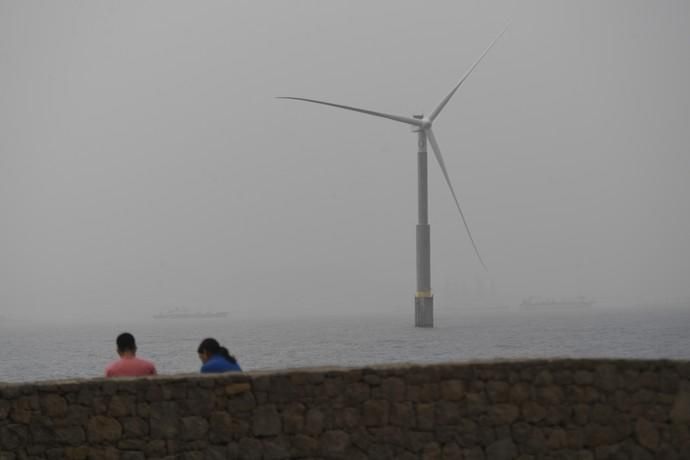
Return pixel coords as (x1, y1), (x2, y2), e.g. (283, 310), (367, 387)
(279, 27), (508, 327)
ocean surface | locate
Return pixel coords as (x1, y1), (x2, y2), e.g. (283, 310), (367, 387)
(1, 304), (689, 383)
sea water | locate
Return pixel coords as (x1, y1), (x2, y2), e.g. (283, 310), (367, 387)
(1, 304), (689, 383)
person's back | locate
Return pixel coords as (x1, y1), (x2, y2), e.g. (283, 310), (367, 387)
(106, 355), (156, 377)
(197, 337), (242, 374)
(105, 332), (157, 377)
(201, 354), (242, 373)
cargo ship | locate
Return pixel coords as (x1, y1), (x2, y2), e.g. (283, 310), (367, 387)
(152, 309), (228, 319)
(520, 296), (594, 310)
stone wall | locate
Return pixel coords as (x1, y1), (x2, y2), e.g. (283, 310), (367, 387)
(1, 359), (690, 459)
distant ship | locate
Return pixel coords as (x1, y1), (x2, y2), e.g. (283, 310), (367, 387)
(152, 309), (228, 320)
(520, 296), (594, 310)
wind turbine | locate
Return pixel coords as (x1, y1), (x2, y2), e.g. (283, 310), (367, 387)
(279, 27), (508, 327)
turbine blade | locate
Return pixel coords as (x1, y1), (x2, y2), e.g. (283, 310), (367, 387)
(426, 128), (488, 271)
(429, 24), (510, 122)
(277, 96), (424, 127)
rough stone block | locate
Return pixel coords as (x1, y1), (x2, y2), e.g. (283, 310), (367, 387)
(30, 414), (55, 443)
(304, 408), (325, 435)
(118, 438), (146, 450)
(569, 385), (600, 404)
(635, 418), (659, 450)
(149, 401), (179, 439)
(435, 401), (460, 425)
(440, 380), (465, 401)
(320, 430), (350, 457)
(487, 381), (510, 403)
(204, 445), (230, 460)
(534, 370), (554, 385)
(10, 398), (32, 424)
(441, 442), (462, 460)
(144, 439), (166, 457)
(564, 428), (585, 450)
(87, 446), (119, 460)
(209, 411), (234, 443)
(538, 385), (564, 404)
(349, 427), (373, 451)
(523, 426), (547, 454)
(594, 364), (619, 392)
(282, 404), (305, 434)
(227, 392), (257, 412)
(323, 377), (345, 398)
(345, 382), (370, 404)
(55, 426), (85, 446)
(291, 433), (319, 456)
(522, 401), (546, 423)
(486, 438), (517, 460)
(136, 402), (150, 418)
(454, 418), (479, 445)
(362, 400), (389, 427)
(225, 383), (251, 396)
(366, 443), (396, 459)
(0, 400), (10, 420)
(421, 441), (441, 460)
(419, 383), (440, 402)
(120, 452), (145, 460)
(181, 416), (209, 440)
(262, 436), (291, 460)
(238, 436), (263, 460)
(543, 427), (567, 449)
(371, 426), (404, 446)
(589, 403), (615, 424)
(87, 415), (122, 443)
(639, 371), (659, 389)
(401, 430), (432, 453)
(121, 416), (148, 438)
(574, 370), (594, 385)
(416, 403), (435, 431)
(510, 382), (531, 403)
(389, 402), (414, 428)
(252, 405), (281, 436)
(671, 392), (690, 423)
(490, 404), (519, 425)
(63, 446), (89, 460)
(144, 384), (164, 402)
(161, 383), (187, 401)
(41, 394), (68, 417)
(363, 373), (381, 386)
(53, 405), (87, 429)
(584, 424), (618, 447)
(381, 378), (406, 402)
(0, 424), (28, 450)
(333, 407), (359, 429)
(108, 395), (134, 417)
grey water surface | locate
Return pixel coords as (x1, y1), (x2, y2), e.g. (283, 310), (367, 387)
(1, 304), (688, 383)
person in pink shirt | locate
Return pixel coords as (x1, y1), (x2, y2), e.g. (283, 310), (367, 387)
(105, 332), (157, 377)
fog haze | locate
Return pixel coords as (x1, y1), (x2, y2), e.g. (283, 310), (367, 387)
(1, 1), (689, 322)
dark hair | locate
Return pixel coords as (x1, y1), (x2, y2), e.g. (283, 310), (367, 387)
(197, 337), (236, 364)
(116, 332), (136, 353)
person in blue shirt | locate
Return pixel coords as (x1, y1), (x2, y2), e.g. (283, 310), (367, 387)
(197, 337), (242, 373)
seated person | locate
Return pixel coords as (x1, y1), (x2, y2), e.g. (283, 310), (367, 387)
(197, 337), (242, 373)
(105, 332), (157, 377)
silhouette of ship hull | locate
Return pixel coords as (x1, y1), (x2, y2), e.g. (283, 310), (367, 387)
(520, 297), (594, 310)
(152, 310), (228, 320)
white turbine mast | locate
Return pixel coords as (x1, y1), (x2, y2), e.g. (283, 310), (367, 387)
(279, 26), (509, 327)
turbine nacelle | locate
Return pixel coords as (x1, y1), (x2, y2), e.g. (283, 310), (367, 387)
(411, 115), (432, 132)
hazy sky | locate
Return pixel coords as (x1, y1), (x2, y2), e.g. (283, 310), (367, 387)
(1, 1), (689, 321)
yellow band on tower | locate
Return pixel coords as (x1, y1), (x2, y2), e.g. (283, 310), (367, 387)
(415, 290), (433, 298)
